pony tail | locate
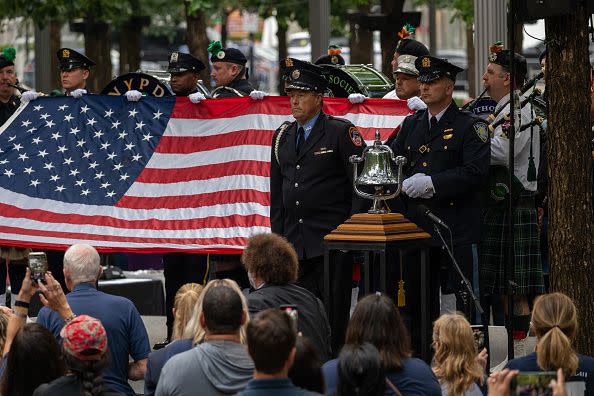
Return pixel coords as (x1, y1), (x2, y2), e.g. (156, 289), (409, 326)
(537, 327), (579, 377)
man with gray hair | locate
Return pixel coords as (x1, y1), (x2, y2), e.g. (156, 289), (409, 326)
(36, 244), (151, 396)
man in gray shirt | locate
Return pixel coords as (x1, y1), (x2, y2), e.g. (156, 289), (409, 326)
(156, 284), (254, 396)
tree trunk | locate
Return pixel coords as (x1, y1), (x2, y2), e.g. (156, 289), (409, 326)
(49, 20), (61, 91)
(185, 5), (211, 86)
(277, 21), (288, 94)
(465, 25), (475, 98)
(545, 7), (594, 356)
(380, 0), (404, 77)
(349, 3), (372, 65)
(84, 20), (112, 93)
(120, 20), (142, 75)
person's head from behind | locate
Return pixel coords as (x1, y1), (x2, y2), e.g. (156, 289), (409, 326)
(531, 292), (579, 378)
(289, 336), (325, 393)
(345, 294), (411, 371)
(241, 233), (299, 289)
(61, 315), (112, 395)
(185, 279), (250, 345)
(337, 342), (385, 396)
(172, 283), (203, 341)
(200, 282), (245, 337)
(432, 313), (483, 393)
(63, 244), (101, 291)
(1, 323), (66, 396)
(246, 309), (296, 376)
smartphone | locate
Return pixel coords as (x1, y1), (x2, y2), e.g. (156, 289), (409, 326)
(280, 305), (298, 333)
(470, 325), (486, 351)
(510, 371), (557, 396)
(28, 252), (48, 283)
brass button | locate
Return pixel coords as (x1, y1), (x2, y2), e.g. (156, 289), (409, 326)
(296, 201), (300, 206)
(444, 146), (448, 150)
(294, 183), (298, 188)
(422, 162), (427, 167)
(450, 201), (454, 206)
(427, 148), (430, 152)
(299, 219), (303, 224)
(296, 165), (300, 169)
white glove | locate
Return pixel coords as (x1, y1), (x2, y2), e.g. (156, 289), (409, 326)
(189, 92), (206, 104)
(348, 93), (366, 104)
(407, 96), (427, 111)
(402, 173), (435, 199)
(71, 88), (87, 98)
(21, 90), (40, 102)
(125, 90), (142, 102)
(249, 90), (267, 100)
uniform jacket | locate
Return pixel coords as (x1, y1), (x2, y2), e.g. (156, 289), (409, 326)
(270, 111), (366, 259)
(212, 78), (254, 98)
(0, 95), (20, 126)
(390, 101), (490, 245)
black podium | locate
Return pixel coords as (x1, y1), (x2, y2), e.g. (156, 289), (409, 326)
(323, 212), (434, 361)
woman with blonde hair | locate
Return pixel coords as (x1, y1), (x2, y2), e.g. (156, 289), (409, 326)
(144, 283), (203, 396)
(432, 313), (485, 396)
(506, 292), (594, 393)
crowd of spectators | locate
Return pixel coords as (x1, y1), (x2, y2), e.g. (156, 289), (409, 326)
(0, 236), (590, 396)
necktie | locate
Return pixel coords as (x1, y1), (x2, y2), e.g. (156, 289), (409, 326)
(296, 127), (305, 153)
(430, 116), (438, 129)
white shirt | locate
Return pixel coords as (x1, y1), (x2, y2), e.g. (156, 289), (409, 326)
(383, 89), (399, 99)
(490, 92), (540, 191)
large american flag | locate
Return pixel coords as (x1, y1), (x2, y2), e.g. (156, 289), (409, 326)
(0, 95), (410, 253)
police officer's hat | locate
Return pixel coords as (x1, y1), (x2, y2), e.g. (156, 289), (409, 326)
(415, 56), (463, 83)
(57, 48), (96, 71)
(167, 52), (205, 74)
(207, 41), (247, 65)
(0, 47), (16, 70)
(488, 42), (528, 82)
(394, 54), (419, 76)
(280, 58), (327, 93)
(314, 45), (346, 66)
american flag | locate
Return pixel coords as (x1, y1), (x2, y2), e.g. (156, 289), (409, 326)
(0, 95), (410, 253)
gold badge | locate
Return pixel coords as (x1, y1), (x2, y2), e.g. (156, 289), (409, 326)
(170, 52), (178, 63)
(443, 134), (453, 140)
(285, 58), (293, 67)
(422, 57), (430, 68)
(291, 69), (300, 80)
(488, 52), (497, 62)
(217, 51), (225, 59)
(331, 55), (338, 64)
(62, 49), (70, 58)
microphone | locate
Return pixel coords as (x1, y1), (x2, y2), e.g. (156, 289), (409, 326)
(417, 204), (450, 229)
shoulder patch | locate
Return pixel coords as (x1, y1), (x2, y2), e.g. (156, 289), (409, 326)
(473, 122), (489, 143)
(348, 126), (363, 147)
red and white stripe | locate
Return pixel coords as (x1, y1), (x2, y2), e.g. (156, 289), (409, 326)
(0, 96), (410, 253)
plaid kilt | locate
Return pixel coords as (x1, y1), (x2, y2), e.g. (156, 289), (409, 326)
(479, 201), (544, 296)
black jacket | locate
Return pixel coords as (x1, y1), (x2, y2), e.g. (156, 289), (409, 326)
(212, 78), (254, 98)
(0, 95), (20, 126)
(270, 112), (366, 259)
(246, 283), (331, 361)
(390, 101), (490, 245)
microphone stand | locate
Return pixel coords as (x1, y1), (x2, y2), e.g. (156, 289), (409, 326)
(433, 224), (490, 373)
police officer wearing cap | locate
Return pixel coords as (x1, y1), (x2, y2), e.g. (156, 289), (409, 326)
(390, 56), (490, 333)
(207, 41), (254, 98)
(167, 52), (206, 97)
(270, 58), (366, 353)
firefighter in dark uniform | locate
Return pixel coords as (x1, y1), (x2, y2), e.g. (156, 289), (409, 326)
(270, 59), (367, 353)
(207, 41), (254, 98)
(389, 56), (490, 349)
(154, 52), (209, 349)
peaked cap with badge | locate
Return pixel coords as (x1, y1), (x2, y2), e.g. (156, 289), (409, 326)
(57, 48), (96, 71)
(280, 58), (327, 93)
(487, 42), (528, 82)
(415, 55), (464, 83)
(207, 41), (247, 65)
(314, 44), (346, 66)
(394, 54), (419, 76)
(167, 51), (206, 74)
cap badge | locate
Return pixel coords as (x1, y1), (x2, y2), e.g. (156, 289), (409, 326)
(217, 51), (225, 59)
(488, 52), (497, 62)
(285, 58), (294, 67)
(422, 57), (430, 68)
(331, 55), (338, 64)
(291, 69), (300, 80)
(62, 49), (70, 58)
(170, 52), (178, 63)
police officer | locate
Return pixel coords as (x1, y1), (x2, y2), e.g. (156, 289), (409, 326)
(0, 47), (20, 126)
(270, 59), (366, 353)
(207, 41), (254, 98)
(390, 56), (490, 336)
(22, 48), (95, 102)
